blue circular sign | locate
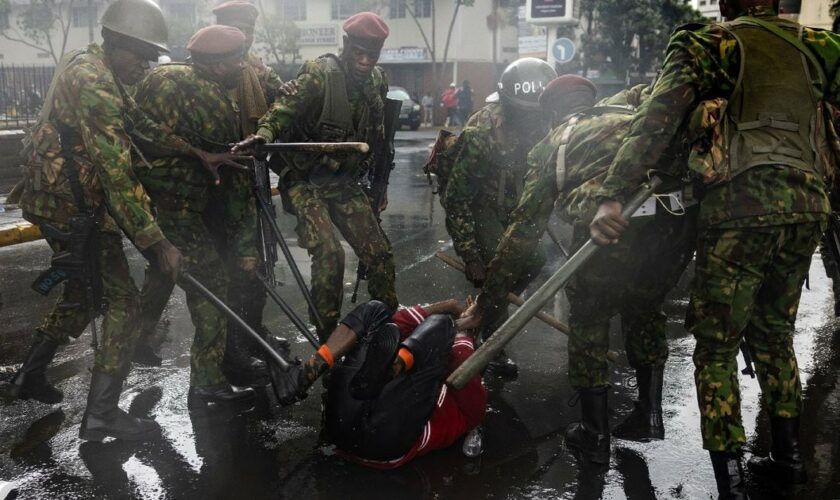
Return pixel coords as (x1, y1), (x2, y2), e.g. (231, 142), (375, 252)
(552, 38), (576, 63)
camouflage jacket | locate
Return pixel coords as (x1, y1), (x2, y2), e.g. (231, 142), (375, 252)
(255, 54), (388, 184)
(133, 63), (240, 216)
(476, 104), (640, 314)
(442, 102), (549, 264)
(598, 7), (840, 228)
(18, 44), (192, 250)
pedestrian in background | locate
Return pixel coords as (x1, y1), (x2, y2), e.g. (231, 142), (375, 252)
(441, 83), (459, 127)
(421, 92), (433, 126)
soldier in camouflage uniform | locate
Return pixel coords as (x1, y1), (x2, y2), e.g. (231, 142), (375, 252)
(478, 75), (698, 465)
(443, 58), (556, 377)
(234, 12), (398, 342)
(0, 0), (243, 441)
(589, 0), (840, 494)
(134, 25), (257, 412)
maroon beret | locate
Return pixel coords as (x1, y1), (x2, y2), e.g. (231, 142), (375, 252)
(187, 25), (246, 59)
(538, 75), (597, 106)
(212, 0), (258, 25)
(343, 12), (389, 51)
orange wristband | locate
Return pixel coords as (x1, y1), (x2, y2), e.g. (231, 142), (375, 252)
(317, 345), (335, 368)
(397, 347), (414, 372)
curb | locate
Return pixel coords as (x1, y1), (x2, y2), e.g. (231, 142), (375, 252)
(0, 187), (283, 249)
(0, 222), (42, 248)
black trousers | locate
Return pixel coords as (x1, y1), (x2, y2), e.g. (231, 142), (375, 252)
(326, 301), (455, 461)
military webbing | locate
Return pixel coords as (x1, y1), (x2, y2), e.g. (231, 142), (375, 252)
(555, 105), (635, 193)
(739, 17), (826, 91)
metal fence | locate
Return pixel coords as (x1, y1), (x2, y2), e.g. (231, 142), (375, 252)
(0, 64), (54, 130)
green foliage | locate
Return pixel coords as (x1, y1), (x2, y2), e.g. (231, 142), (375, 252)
(580, 0), (705, 83)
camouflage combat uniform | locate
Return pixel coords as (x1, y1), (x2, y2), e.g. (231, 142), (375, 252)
(17, 44), (193, 377)
(443, 102), (549, 336)
(203, 50), (283, 346)
(134, 63), (248, 387)
(478, 97), (696, 389)
(255, 54), (397, 340)
(596, 7), (840, 452)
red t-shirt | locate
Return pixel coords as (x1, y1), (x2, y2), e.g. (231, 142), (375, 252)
(337, 305), (488, 469)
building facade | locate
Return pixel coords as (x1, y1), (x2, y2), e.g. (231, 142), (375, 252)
(0, 0), (519, 106)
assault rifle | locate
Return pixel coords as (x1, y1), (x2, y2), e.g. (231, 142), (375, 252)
(351, 98), (402, 303)
(31, 212), (102, 348)
(250, 141), (370, 341)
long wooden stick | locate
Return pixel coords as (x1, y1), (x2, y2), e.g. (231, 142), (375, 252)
(436, 250), (620, 363)
(447, 177), (663, 389)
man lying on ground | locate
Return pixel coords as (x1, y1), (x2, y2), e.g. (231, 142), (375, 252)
(276, 298), (487, 468)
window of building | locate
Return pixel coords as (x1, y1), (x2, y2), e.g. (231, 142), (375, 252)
(71, 6), (96, 28)
(414, 0), (431, 17)
(389, 0), (406, 18)
(0, 10), (9, 30)
(281, 0), (306, 21)
(390, 0), (431, 19)
(331, 0), (358, 20)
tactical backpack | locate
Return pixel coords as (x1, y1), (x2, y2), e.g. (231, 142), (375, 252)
(422, 128), (465, 198)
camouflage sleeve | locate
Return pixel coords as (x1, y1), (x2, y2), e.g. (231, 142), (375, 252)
(803, 28), (840, 105)
(597, 27), (738, 203)
(261, 64), (285, 105)
(478, 137), (559, 314)
(72, 68), (164, 250)
(443, 122), (492, 264)
(256, 61), (325, 142)
(133, 73), (183, 135)
(125, 84), (192, 157)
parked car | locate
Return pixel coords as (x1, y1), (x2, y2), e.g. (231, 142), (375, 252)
(387, 86), (421, 131)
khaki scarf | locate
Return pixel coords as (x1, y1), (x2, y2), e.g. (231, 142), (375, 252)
(236, 59), (269, 136)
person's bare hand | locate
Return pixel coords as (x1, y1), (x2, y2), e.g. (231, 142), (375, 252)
(232, 134), (266, 155)
(193, 149), (251, 184)
(590, 200), (628, 246)
(149, 239), (183, 282)
(455, 296), (481, 333)
(238, 257), (258, 275)
(279, 80), (298, 96)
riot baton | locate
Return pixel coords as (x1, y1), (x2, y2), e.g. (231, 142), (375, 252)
(447, 177), (664, 389)
(258, 273), (321, 349)
(257, 142), (369, 154)
(181, 271), (291, 371)
(434, 251), (620, 363)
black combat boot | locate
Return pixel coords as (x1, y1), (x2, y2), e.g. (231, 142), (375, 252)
(612, 365), (664, 441)
(709, 451), (748, 500)
(565, 386), (610, 465)
(747, 416), (808, 484)
(222, 330), (269, 387)
(187, 383), (256, 413)
(349, 324), (401, 400)
(79, 371), (161, 441)
(1, 334), (63, 404)
(485, 350), (519, 379)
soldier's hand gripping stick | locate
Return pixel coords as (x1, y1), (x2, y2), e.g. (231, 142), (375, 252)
(434, 251), (619, 362)
(447, 177), (664, 389)
(180, 271), (291, 371)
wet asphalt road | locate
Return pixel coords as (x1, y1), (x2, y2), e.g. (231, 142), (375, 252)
(1, 129), (840, 499)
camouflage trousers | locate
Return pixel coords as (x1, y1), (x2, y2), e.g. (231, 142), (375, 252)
(566, 210), (696, 389)
(204, 179), (267, 351)
(473, 209), (546, 340)
(687, 221), (824, 452)
(286, 182), (398, 341)
(139, 210), (228, 387)
(39, 229), (141, 378)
